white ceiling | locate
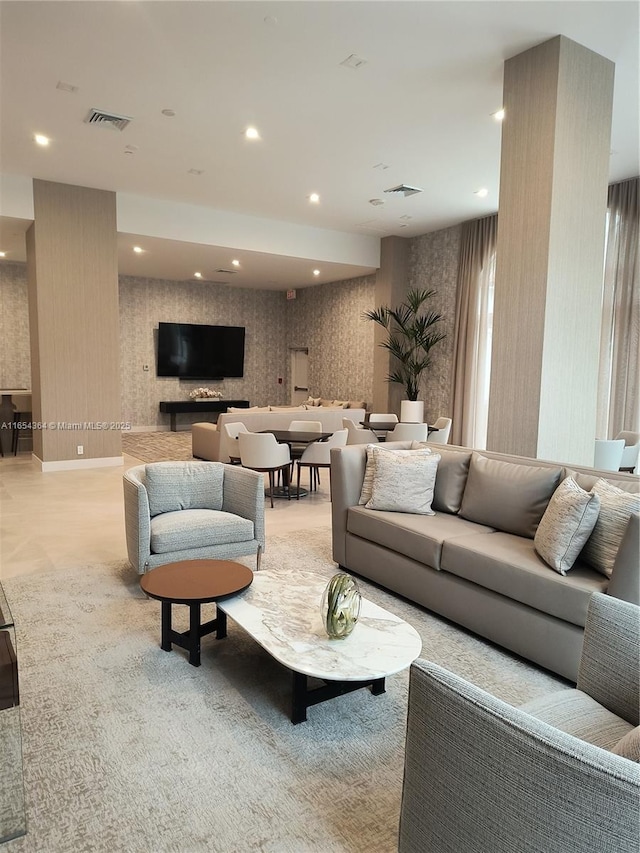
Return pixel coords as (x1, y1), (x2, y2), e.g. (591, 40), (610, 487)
(1, 1), (638, 288)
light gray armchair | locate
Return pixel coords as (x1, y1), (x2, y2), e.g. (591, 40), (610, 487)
(399, 592), (640, 853)
(123, 461), (265, 573)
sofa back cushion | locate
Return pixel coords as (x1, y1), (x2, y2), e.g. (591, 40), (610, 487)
(459, 453), (563, 538)
(145, 461), (224, 516)
(412, 443), (472, 513)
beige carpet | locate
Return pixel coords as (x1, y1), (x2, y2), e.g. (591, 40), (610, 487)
(2, 529), (565, 852)
(122, 430), (194, 462)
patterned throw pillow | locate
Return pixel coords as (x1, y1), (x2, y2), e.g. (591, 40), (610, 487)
(365, 449), (440, 514)
(359, 444), (434, 505)
(611, 726), (640, 762)
(534, 477), (601, 575)
(580, 479), (640, 577)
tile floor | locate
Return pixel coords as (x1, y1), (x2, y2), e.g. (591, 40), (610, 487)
(0, 450), (332, 580)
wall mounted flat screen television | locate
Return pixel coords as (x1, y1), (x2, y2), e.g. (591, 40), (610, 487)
(157, 322), (245, 379)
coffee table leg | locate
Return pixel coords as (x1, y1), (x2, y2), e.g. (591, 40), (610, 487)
(371, 678), (386, 696)
(216, 608), (227, 639)
(188, 602), (202, 667)
(161, 601), (172, 652)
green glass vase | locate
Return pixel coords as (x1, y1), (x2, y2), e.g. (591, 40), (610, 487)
(321, 573), (361, 639)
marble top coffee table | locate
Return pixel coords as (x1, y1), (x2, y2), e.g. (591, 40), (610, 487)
(217, 568), (422, 723)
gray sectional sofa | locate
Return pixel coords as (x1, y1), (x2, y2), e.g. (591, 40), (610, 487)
(331, 442), (639, 681)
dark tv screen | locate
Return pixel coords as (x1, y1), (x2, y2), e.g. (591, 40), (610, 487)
(157, 322), (245, 379)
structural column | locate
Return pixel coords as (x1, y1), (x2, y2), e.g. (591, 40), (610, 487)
(487, 36), (614, 464)
(26, 180), (122, 469)
(372, 236), (409, 415)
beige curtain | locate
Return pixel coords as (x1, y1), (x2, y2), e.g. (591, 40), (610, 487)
(596, 177), (639, 437)
(451, 214), (497, 448)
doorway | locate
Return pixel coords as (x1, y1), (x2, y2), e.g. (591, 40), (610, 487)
(290, 348), (309, 406)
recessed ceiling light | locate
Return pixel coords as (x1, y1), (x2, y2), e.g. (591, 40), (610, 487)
(194, 272), (203, 279)
(369, 198), (384, 207)
(161, 109), (176, 117)
(309, 193), (320, 204)
(492, 108), (505, 122)
(188, 168), (204, 175)
(313, 269), (320, 276)
(340, 54), (368, 70)
(475, 188), (489, 198)
(245, 127), (260, 140)
(34, 134), (50, 146)
(56, 81), (78, 94)
(231, 259), (240, 267)
(0, 252), (6, 258)
(133, 246), (144, 254)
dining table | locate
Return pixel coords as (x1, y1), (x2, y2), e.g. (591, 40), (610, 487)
(360, 418), (436, 439)
(256, 429), (333, 497)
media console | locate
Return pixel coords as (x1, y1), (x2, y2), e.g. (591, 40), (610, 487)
(159, 400), (250, 432)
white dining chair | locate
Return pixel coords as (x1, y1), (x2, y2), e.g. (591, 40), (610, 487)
(220, 422), (249, 463)
(386, 422), (429, 442)
(594, 438), (625, 472)
(296, 429), (348, 498)
(238, 431), (291, 508)
(615, 431), (640, 472)
(428, 416), (452, 445)
(342, 418), (379, 445)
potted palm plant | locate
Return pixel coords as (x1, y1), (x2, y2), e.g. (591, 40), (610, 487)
(363, 288), (446, 422)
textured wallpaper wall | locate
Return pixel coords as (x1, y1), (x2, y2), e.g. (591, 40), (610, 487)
(119, 275), (289, 428)
(0, 222), (463, 427)
(0, 262), (31, 389)
(408, 225), (462, 424)
(286, 274), (377, 403)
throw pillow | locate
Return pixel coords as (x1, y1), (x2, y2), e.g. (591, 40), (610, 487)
(533, 477), (601, 575)
(145, 461), (224, 517)
(359, 444), (434, 505)
(580, 479), (640, 577)
(320, 398), (334, 408)
(305, 397), (321, 407)
(366, 449), (440, 514)
(611, 726), (640, 762)
(459, 453), (563, 539)
(411, 442), (472, 514)
(347, 401), (366, 410)
(332, 400), (350, 409)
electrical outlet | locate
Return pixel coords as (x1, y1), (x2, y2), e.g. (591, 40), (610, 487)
(77, 445), (84, 456)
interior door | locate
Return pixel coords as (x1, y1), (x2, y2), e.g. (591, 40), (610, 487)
(290, 348), (309, 405)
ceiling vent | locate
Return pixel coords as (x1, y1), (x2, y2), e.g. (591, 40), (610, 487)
(84, 108), (132, 131)
(215, 268), (237, 275)
(384, 184), (423, 197)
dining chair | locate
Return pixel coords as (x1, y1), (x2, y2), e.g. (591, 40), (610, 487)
(11, 394), (32, 455)
(427, 416), (452, 445)
(342, 418), (379, 445)
(615, 431), (640, 473)
(386, 422), (429, 442)
(594, 438), (625, 472)
(221, 421), (249, 464)
(296, 429), (348, 498)
(238, 431), (291, 508)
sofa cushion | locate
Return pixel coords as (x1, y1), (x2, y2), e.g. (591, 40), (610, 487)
(520, 690), (634, 751)
(611, 726), (640, 762)
(228, 406), (270, 413)
(580, 479), (640, 578)
(145, 461), (224, 516)
(366, 450), (440, 514)
(269, 405), (306, 411)
(441, 532), (607, 627)
(359, 445), (434, 505)
(347, 400), (366, 410)
(412, 443), (472, 514)
(347, 506), (494, 570)
(320, 398), (334, 407)
(459, 453), (562, 538)
(150, 509), (254, 554)
(534, 477), (601, 575)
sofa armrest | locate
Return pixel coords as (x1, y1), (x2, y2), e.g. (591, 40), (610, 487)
(577, 591), (640, 725)
(330, 445), (368, 565)
(399, 659), (640, 853)
(122, 465), (152, 574)
(222, 465), (266, 549)
(606, 512), (640, 605)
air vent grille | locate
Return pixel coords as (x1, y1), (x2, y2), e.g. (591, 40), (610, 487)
(384, 184), (423, 197)
(84, 108), (132, 131)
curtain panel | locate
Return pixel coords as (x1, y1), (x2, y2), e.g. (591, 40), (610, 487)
(451, 214), (497, 448)
(597, 177), (640, 436)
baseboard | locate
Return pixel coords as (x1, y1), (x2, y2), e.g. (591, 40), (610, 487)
(128, 426), (172, 433)
(33, 455), (124, 472)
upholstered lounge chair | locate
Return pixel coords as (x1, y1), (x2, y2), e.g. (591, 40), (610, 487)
(399, 592), (640, 853)
(123, 461), (265, 573)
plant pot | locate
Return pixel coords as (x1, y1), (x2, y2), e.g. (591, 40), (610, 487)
(400, 400), (424, 423)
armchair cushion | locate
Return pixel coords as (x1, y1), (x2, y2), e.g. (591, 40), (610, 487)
(150, 509), (254, 554)
(145, 461), (224, 516)
(612, 727), (640, 762)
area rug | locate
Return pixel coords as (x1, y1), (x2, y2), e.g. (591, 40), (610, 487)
(2, 528), (565, 853)
(122, 430), (193, 462)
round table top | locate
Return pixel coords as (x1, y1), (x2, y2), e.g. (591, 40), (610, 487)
(140, 559), (253, 604)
